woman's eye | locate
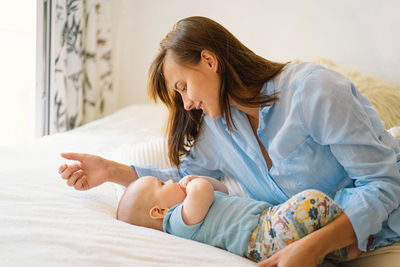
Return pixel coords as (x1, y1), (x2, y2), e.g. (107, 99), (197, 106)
(181, 86), (187, 92)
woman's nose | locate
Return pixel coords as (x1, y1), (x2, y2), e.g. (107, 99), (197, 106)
(182, 95), (195, 110)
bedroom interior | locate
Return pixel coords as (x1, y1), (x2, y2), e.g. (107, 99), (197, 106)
(1, 0), (399, 266)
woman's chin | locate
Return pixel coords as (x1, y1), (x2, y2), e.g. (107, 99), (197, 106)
(207, 111), (220, 120)
(201, 108), (221, 119)
(211, 115), (222, 120)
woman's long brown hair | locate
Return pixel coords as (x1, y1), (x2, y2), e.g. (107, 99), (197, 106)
(148, 16), (287, 167)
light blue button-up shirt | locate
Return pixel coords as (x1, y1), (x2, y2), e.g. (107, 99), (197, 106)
(135, 62), (400, 251)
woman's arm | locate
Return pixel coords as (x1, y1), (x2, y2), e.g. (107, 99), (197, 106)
(107, 161), (138, 186)
(59, 153), (138, 189)
(259, 213), (356, 267)
(259, 68), (400, 267)
(60, 153), (185, 189)
(298, 68), (400, 251)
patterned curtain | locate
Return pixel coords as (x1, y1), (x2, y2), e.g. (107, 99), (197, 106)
(50, 0), (115, 134)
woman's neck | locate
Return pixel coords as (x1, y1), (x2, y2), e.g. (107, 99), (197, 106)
(230, 99), (259, 122)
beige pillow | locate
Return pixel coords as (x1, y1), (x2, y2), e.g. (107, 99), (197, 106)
(309, 58), (400, 130)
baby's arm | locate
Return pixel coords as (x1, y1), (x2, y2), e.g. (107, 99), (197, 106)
(181, 178), (214, 226)
(180, 175), (228, 194)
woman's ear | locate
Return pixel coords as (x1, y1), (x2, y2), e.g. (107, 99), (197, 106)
(201, 50), (218, 72)
(149, 205), (169, 219)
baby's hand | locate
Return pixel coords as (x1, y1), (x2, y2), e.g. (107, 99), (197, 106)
(179, 175), (197, 189)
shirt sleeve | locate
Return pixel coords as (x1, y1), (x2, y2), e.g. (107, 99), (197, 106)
(163, 204), (202, 239)
(297, 67), (400, 251)
(134, 164), (182, 182)
(179, 121), (223, 178)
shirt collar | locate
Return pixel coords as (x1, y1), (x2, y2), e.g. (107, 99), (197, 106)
(259, 80), (276, 116)
(216, 80), (277, 130)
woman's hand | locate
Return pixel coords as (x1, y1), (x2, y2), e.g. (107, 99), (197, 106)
(257, 237), (320, 267)
(58, 153), (112, 190)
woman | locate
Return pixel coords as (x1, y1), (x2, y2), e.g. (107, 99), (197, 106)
(59, 16), (400, 266)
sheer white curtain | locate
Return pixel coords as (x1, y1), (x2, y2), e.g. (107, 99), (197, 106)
(0, 2), (36, 146)
(49, 0), (115, 134)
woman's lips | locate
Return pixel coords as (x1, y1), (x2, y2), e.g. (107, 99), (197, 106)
(200, 102), (205, 113)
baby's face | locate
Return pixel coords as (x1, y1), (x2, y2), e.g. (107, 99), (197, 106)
(139, 176), (187, 209)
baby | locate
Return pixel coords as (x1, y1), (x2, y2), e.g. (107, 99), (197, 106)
(117, 175), (361, 263)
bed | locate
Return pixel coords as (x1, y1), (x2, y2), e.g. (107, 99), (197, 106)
(1, 60), (399, 266)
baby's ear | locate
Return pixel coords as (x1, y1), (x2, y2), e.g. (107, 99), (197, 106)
(149, 205), (169, 219)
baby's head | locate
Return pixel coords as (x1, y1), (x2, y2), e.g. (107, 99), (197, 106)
(117, 176), (186, 230)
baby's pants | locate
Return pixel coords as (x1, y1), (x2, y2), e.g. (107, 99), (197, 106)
(247, 189), (348, 263)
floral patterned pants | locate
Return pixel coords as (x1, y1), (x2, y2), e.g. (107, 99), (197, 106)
(247, 189), (348, 263)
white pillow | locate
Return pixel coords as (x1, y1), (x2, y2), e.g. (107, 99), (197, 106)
(389, 126), (400, 138)
(109, 125), (399, 203)
(106, 136), (249, 201)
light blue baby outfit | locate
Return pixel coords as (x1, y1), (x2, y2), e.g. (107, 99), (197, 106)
(136, 62), (400, 251)
(163, 191), (269, 257)
(163, 190), (347, 263)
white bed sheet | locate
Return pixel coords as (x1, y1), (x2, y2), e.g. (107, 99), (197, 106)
(0, 104), (254, 267)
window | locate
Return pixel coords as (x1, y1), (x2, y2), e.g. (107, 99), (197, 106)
(0, 1), (36, 146)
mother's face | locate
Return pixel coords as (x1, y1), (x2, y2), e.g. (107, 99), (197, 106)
(162, 50), (221, 119)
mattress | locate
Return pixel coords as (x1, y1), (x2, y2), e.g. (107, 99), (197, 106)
(0, 104), (254, 267)
(1, 103), (398, 267)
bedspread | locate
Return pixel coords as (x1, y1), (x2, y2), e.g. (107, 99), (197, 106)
(0, 104), (253, 267)
(1, 102), (398, 267)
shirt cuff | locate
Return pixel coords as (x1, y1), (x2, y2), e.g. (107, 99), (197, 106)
(336, 191), (374, 251)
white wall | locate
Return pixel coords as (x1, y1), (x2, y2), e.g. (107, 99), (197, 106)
(112, 0), (400, 108)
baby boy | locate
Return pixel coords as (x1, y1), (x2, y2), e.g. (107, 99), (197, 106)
(117, 175), (361, 263)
